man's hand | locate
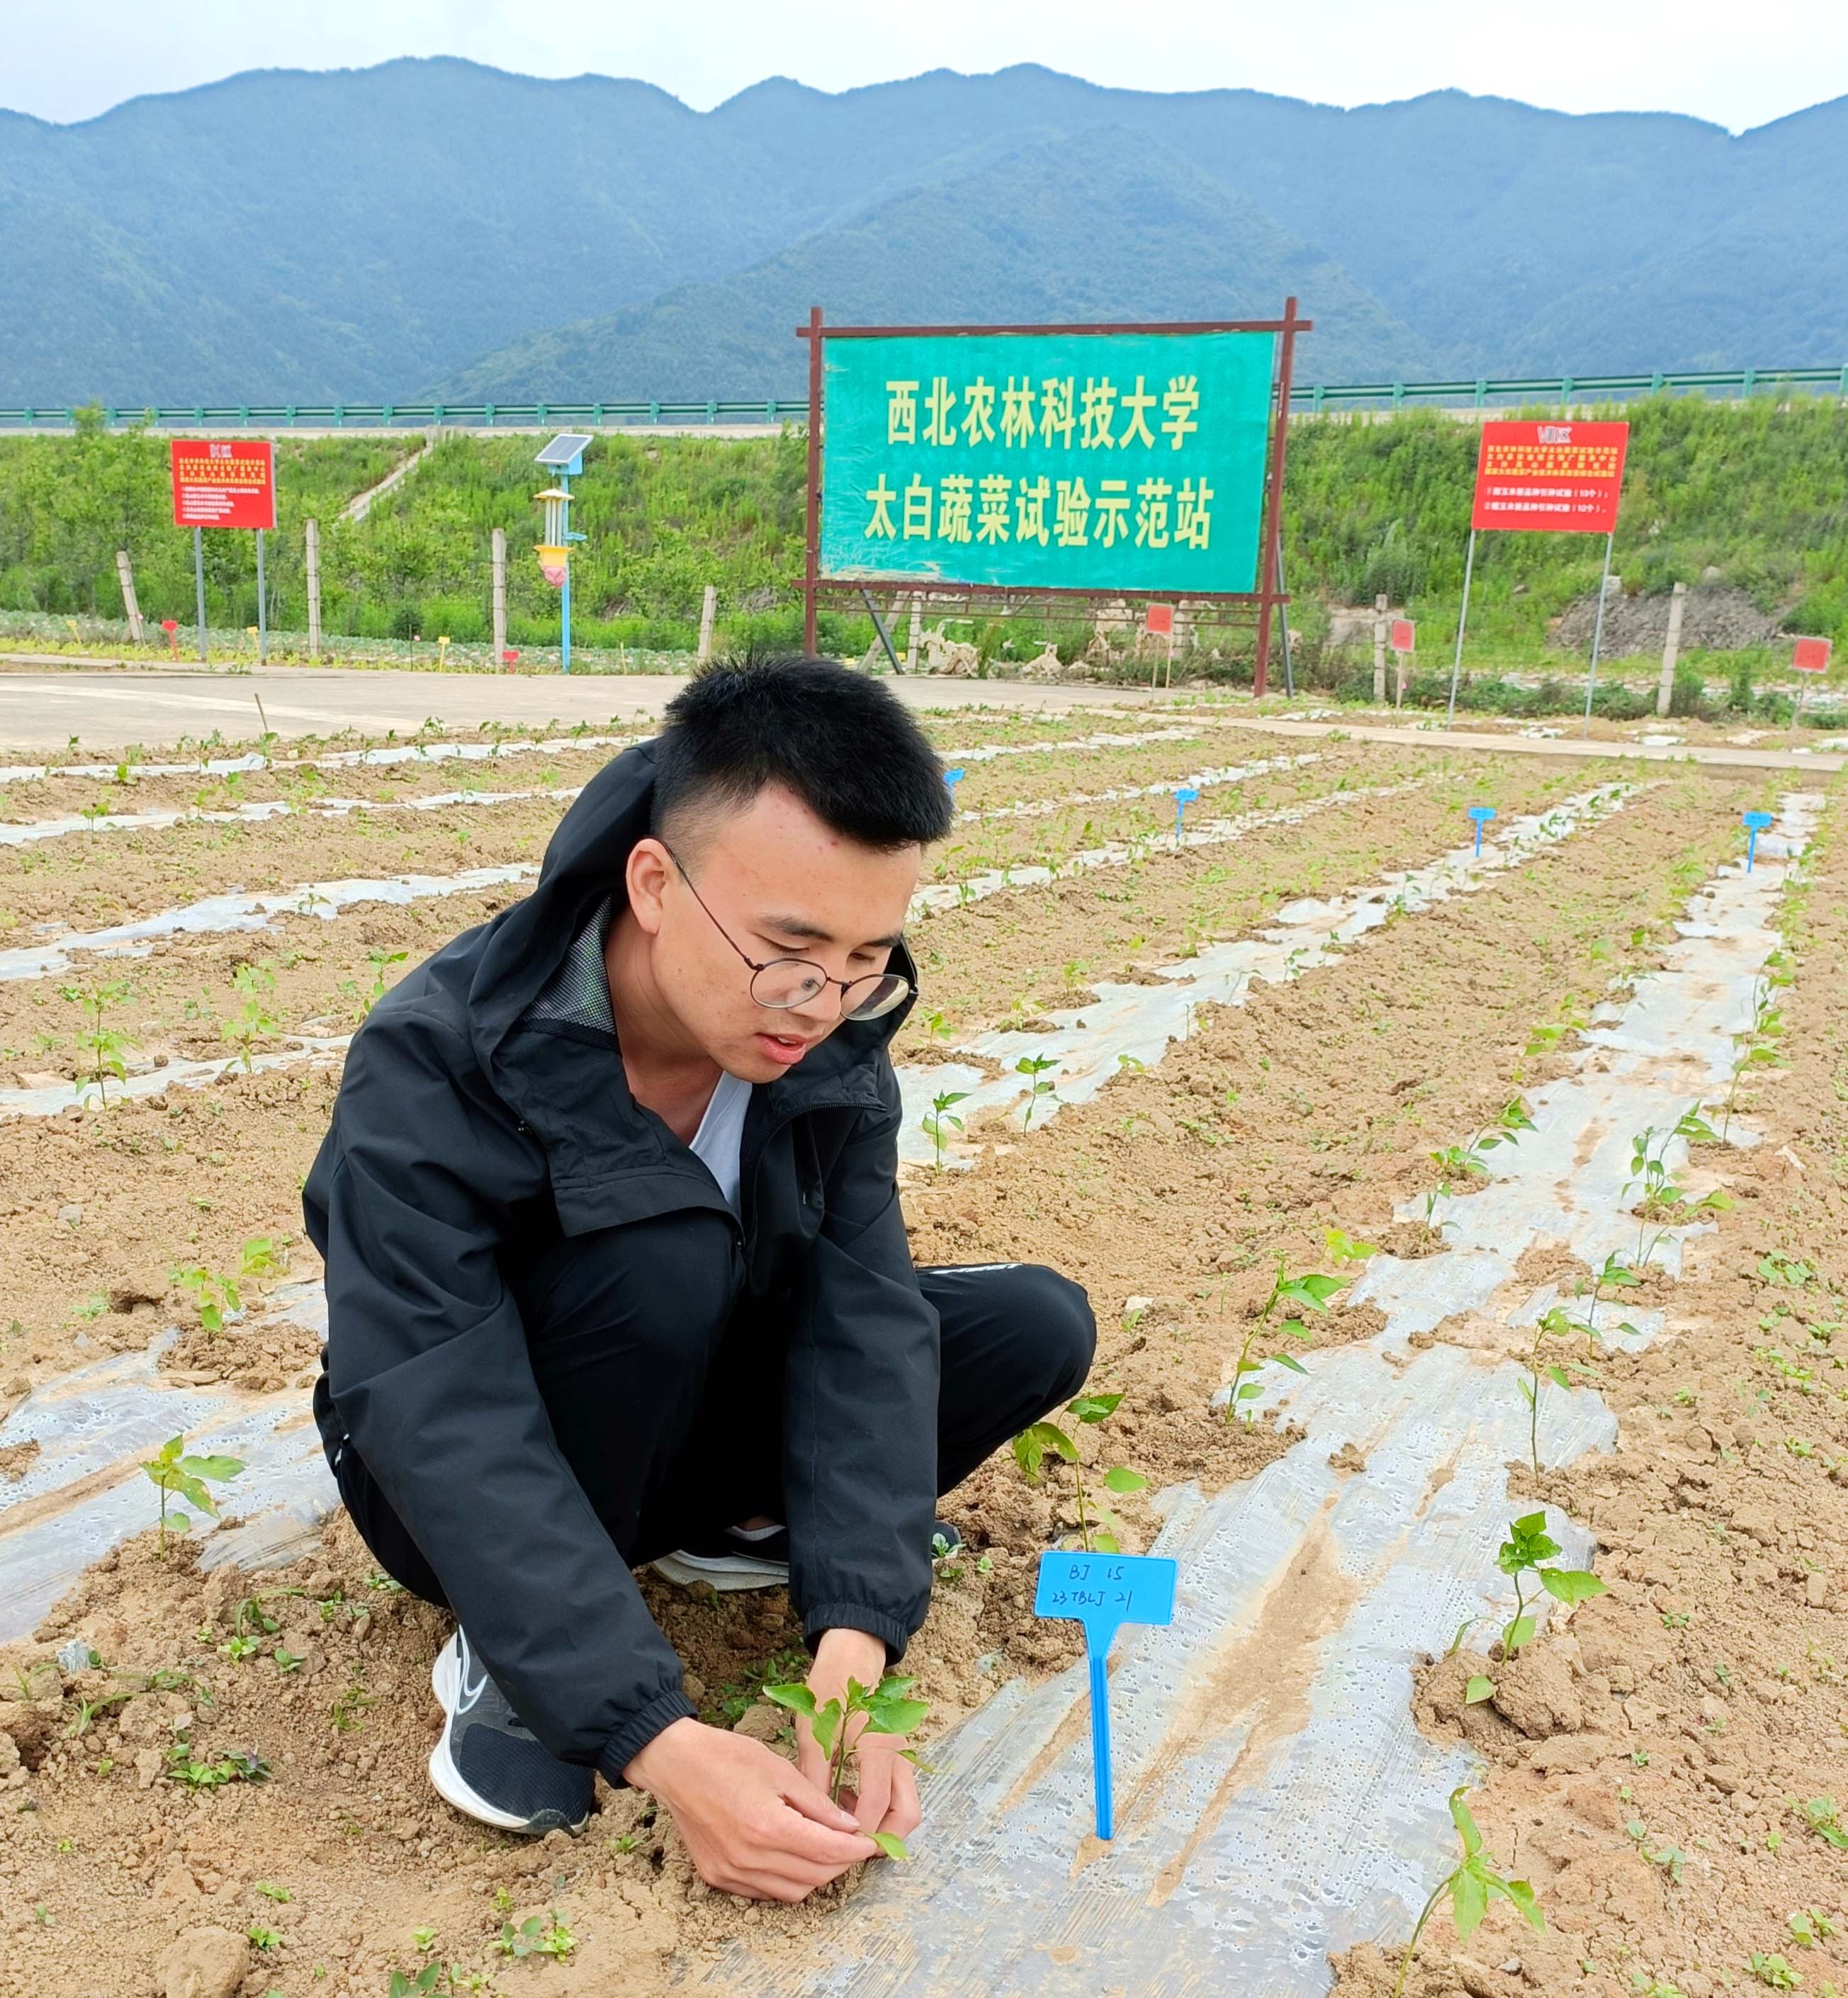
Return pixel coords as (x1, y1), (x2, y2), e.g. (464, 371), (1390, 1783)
(624, 1717), (877, 1903)
(794, 1629), (923, 1845)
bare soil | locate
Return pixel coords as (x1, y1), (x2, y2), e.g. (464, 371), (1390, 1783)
(0, 713), (1832, 1997)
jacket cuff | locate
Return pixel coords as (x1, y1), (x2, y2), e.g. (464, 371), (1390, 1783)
(802, 1603), (915, 1670)
(596, 1687), (700, 1789)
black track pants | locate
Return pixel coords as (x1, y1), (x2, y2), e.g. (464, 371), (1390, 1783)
(327, 1242), (1098, 1614)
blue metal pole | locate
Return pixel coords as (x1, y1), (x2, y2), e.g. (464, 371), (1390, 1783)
(559, 470), (572, 675)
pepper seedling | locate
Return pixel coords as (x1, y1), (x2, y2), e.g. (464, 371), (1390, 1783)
(59, 975), (136, 1105)
(1497, 1511), (1606, 1658)
(1388, 1786), (1545, 1998)
(1428, 1097), (1536, 1192)
(1013, 1392), (1147, 1552)
(1574, 1250), (1641, 1347)
(1015, 1053), (1060, 1131)
(1623, 1108), (1734, 1267)
(140, 1433), (245, 1555)
(761, 1674), (930, 1861)
(921, 1090), (969, 1170)
(219, 962), (281, 1072)
(1224, 1228), (1375, 1424)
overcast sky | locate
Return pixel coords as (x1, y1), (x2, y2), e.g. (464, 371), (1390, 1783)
(2, 0), (1843, 132)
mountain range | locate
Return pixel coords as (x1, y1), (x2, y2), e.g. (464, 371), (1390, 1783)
(1, 59), (1842, 405)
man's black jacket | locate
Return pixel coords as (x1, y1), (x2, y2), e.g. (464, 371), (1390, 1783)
(303, 738), (939, 1785)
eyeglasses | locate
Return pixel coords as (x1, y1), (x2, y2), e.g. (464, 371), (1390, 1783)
(660, 842), (916, 1022)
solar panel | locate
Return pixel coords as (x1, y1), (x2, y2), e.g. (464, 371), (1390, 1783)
(534, 434), (594, 466)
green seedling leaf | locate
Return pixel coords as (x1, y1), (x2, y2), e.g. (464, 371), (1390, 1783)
(1465, 1675), (1496, 1704)
(761, 1683), (816, 1718)
(869, 1831), (908, 1861)
(1103, 1466), (1148, 1494)
(1540, 1567), (1608, 1606)
(1068, 1392), (1122, 1423)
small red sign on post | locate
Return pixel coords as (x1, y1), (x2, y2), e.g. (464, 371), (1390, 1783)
(1470, 419), (1629, 536)
(1143, 603), (1175, 637)
(1390, 619), (1415, 654)
(169, 439), (276, 530)
(1793, 636), (1832, 675)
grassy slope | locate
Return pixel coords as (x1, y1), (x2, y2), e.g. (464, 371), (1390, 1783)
(1, 397), (1845, 668)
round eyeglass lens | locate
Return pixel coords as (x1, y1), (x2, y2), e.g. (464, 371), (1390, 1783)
(842, 973), (911, 1020)
(750, 959), (830, 1008)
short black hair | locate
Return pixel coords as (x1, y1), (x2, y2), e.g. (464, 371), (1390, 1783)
(650, 653), (954, 859)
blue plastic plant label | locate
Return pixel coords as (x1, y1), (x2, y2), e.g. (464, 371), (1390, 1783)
(1035, 1551), (1177, 1651)
(942, 767), (965, 791)
(1742, 810), (1774, 870)
(1467, 805), (1497, 824)
(1035, 1551), (1178, 1840)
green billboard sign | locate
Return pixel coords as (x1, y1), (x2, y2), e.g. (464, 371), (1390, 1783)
(816, 329), (1278, 597)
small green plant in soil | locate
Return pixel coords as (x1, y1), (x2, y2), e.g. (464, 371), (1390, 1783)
(1013, 1391), (1147, 1553)
(1575, 1251), (1643, 1343)
(1426, 1097), (1536, 1208)
(921, 1089), (969, 1170)
(1722, 970), (1790, 1139)
(140, 1433), (244, 1554)
(1224, 1227), (1375, 1423)
(1523, 995), (1589, 1060)
(219, 961), (281, 1071)
(492, 1910), (576, 1960)
(1799, 1795), (1848, 1849)
(1497, 1511), (1606, 1658)
(1519, 1306), (1582, 1477)
(1788, 1908), (1836, 1947)
(361, 947), (409, 1017)
(930, 1532), (991, 1584)
(169, 1236), (283, 1336)
(164, 1741), (271, 1789)
(1750, 1953), (1801, 1990)
(1389, 1785), (1545, 1998)
(388, 1968), (441, 1998)
(761, 1674), (930, 1861)
(59, 975), (135, 1104)
(1623, 1108), (1733, 1266)
(1015, 1052), (1060, 1129)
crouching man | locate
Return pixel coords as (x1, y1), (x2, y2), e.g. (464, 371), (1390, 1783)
(303, 655), (1097, 1903)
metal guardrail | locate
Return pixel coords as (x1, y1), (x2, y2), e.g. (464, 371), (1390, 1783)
(1, 366), (1845, 432)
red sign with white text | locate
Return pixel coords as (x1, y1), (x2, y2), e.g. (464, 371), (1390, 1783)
(169, 439), (276, 530)
(1470, 419), (1628, 535)
(1143, 603), (1175, 636)
(1793, 636), (1832, 675)
(1390, 619), (1414, 653)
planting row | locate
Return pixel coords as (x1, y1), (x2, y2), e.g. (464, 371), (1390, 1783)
(0, 726), (1291, 928)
